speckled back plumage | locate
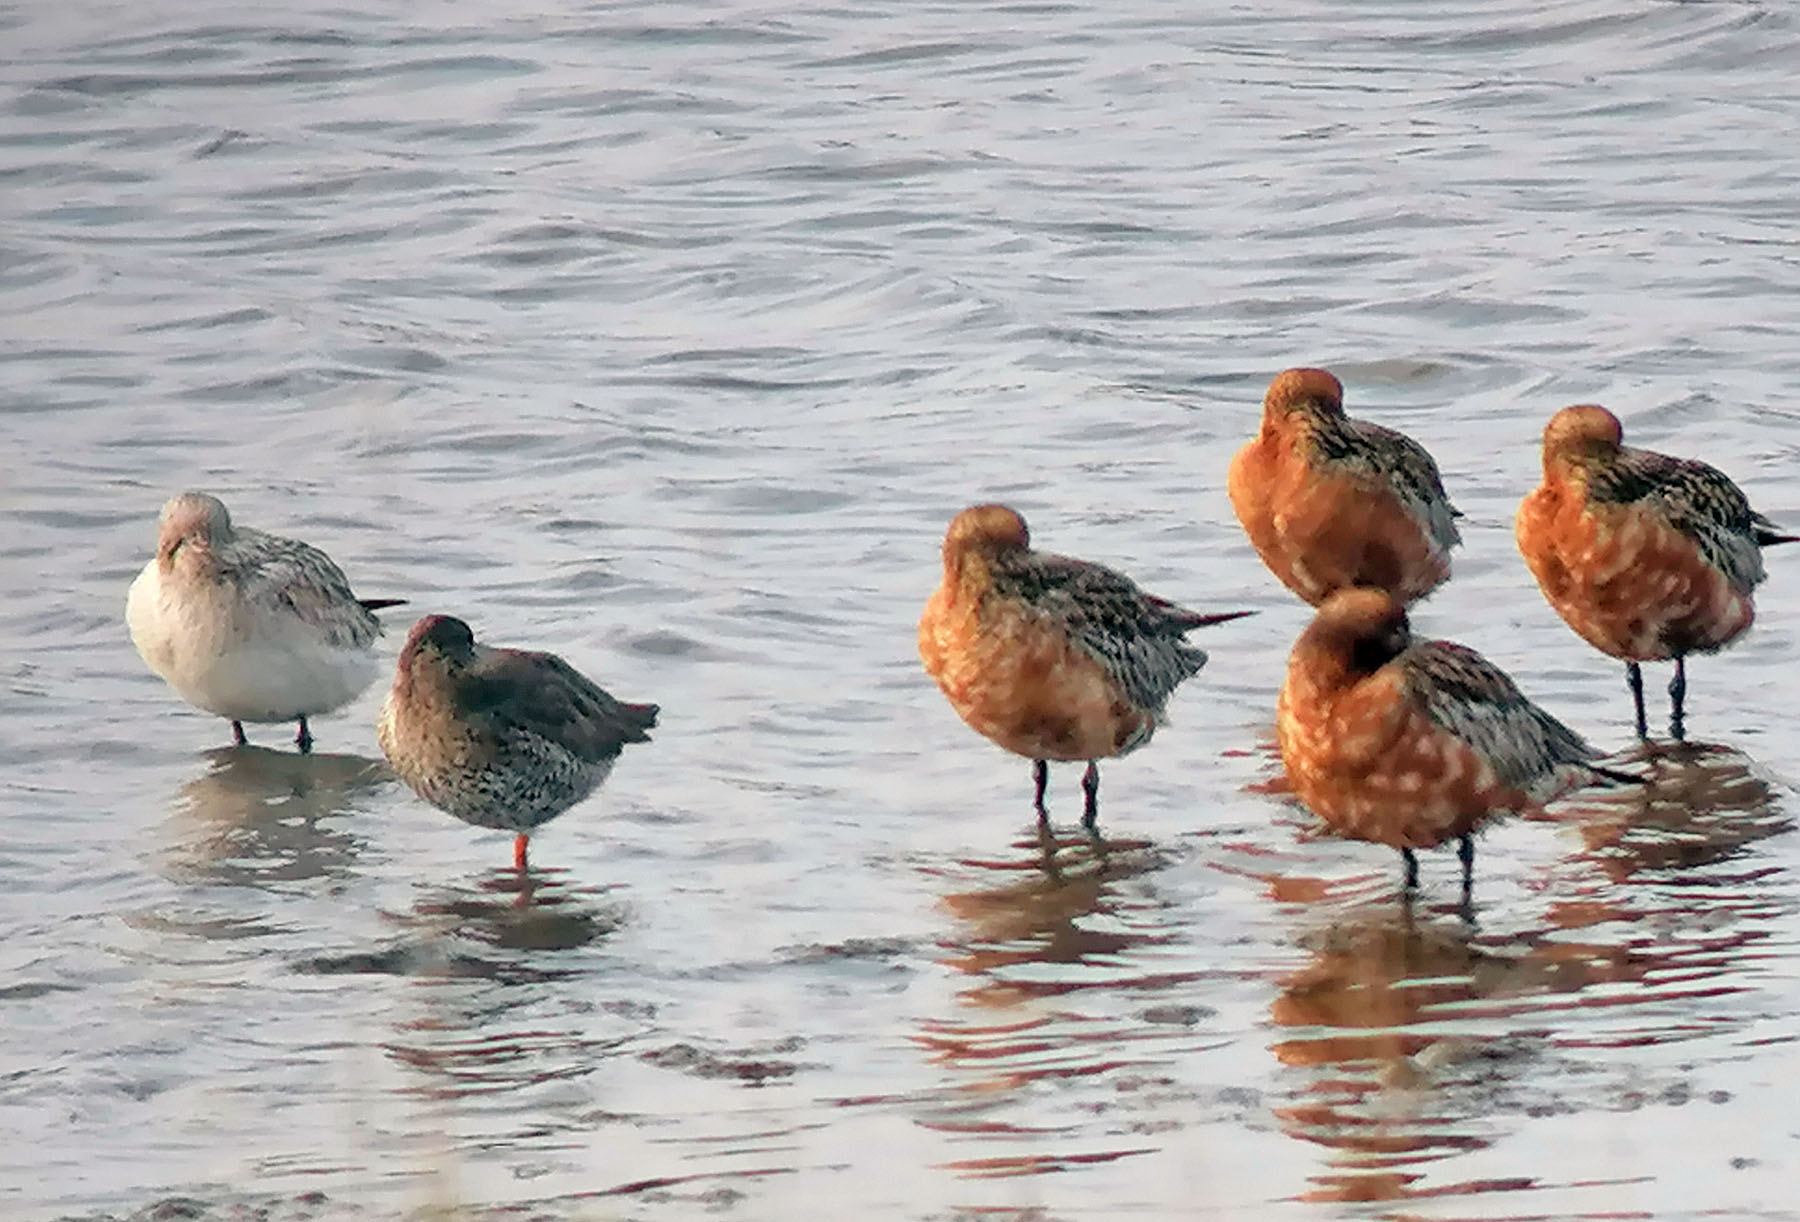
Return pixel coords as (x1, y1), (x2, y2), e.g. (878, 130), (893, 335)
(227, 525), (385, 649)
(379, 616), (658, 834)
(987, 548), (1210, 722)
(1308, 414), (1463, 557)
(1586, 447), (1772, 594)
(1399, 640), (1596, 802)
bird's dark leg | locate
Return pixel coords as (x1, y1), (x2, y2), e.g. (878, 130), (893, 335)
(1032, 759), (1050, 827)
(1668, 656), (1687, 743)
(1401, 847), (1419, 891)
(295, 716), (313, 754)
(231, 720), (248, 747)
(1626, 662), (1647, 740)
(1458, 834), (1475, 903)
(1080, 762), (1101, 834)
(513, 833), (530, 871)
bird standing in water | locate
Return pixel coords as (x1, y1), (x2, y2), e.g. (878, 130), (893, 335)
(919, 504), (1252, 832)
(1517, 405), (1795, 741)
(126, 491), (403, 752)
(1278, 587), (1610, 901)
(1229, 367), (1461, 606)
(378, 615), (658, 870)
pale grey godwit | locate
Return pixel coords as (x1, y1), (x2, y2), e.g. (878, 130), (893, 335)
(126, 491), (402, 752)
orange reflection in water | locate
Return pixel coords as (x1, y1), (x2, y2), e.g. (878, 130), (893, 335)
(1546, 740), (1793, 881)
(914, 828), (1201, 1180)
(1268, 740), (1792, 1209)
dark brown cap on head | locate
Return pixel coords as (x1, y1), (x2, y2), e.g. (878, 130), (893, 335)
(403, 614), (477, 662)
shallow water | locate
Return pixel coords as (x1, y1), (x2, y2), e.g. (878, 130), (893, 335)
(4, 0), (1799, 1218)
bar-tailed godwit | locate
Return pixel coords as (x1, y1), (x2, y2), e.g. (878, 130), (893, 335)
(1517, 405), (1795, 741)
(1230, 368), (1461, 606)
(126, 492), (403, 752)
(1278, 587), (1609, 899)
(919, 504), (1252, 832)
(377, 615), (658, 869)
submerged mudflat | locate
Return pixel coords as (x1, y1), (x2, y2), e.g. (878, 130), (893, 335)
(4, 1), (1798, 1218)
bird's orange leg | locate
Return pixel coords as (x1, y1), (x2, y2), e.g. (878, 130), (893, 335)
(513, 833), (529, 871)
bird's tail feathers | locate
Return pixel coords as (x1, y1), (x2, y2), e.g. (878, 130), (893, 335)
(1587, 762), (1647, 787)
(623, 701), (660, 736)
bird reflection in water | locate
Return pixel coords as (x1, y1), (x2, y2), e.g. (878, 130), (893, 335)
(401, 865), (626, 955)
(914, 829), (1197, 1179)
(161, 744), (387, 887)
(1269, 910), (1533, 1204)
(300, 869), (632, 1126)
(369, 868), (637, 1195)
(1546, 739), (1792, 882)
(1269, 740), (1791, 1206)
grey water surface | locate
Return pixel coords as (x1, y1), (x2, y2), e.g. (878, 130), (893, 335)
(4, 1), (1800, 1218)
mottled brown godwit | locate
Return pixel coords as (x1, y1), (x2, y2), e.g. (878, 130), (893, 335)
(1517, 405), (1795, 741)
(377, 615), (658, 869)
(919, 504), (1252, 832)
(1277, 587), (1611, 900)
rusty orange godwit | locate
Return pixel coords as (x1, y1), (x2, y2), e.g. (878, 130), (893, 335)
(919, 504), (1252, 832)
(1229, 368), (1461, 606)
(1517, 404), (1796, 741)
(1277, 588), (1611, 899)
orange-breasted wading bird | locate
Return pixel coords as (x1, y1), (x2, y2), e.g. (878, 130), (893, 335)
(920, 504), (1253, 832)
(378, 615), (658, 870)
(1517, 405), (1796, 741)
(1278, 587), (1618, 900)
(1230, 368), (1461, 606)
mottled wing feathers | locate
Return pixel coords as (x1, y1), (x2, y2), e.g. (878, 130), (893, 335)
(1400, 640), (1593, 797)
(1313, 417), (1462, 553)
(1590, 448), (1769, 591)
(234, 527), (383, 648)
(991, 551), (1208, 714)
(460, 647), (658, 763)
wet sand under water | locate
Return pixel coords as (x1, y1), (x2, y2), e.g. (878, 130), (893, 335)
(5, 0), (1800, 1218)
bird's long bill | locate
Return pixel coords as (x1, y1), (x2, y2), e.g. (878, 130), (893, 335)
(1189, 609), (1258, 628)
